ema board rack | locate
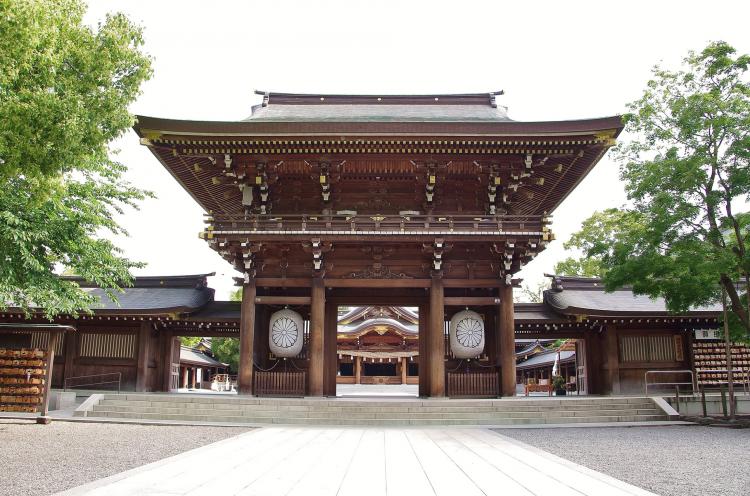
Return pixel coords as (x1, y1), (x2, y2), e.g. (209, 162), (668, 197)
(692, 341), (750, 387)
(0, 348), (48, 413)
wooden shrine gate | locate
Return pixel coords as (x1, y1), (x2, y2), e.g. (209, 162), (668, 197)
(135, 91), (623, 397)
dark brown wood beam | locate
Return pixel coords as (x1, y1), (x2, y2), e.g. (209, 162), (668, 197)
(443, 279), (503, 288)
(324, 279), (432, 288)
(254, 296), (312, 305)
(444, 297), (501, 306)
(255, 278), (312, 288)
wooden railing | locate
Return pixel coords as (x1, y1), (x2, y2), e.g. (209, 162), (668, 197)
(446, 371), (499, 398)
(206, 213), (547, 236)
(254, 370), (306, 397)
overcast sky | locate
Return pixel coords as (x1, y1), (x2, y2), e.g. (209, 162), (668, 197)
(83, 0), (750, 301)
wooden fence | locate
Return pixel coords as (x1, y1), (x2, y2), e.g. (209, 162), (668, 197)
(254, 371), (306, 397)
(446, 371), (499, 398)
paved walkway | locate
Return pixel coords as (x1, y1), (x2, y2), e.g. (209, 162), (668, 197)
(58, 427), (656, 496)
(336, 384), (418, 397)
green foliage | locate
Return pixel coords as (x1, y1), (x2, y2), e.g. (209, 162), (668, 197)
(554, 209), (643, 278)
(212, 337), (239, 373)
(549, 339), (566, 349)
(180, 336), (201, 348)
(0, 0), (152, 318)
(554, 257), (604, 278)
(577, 42), (750, 339)
(208, 289), (243, 371)
(552, 375), (566, 390)
(229, 288), (242, 302)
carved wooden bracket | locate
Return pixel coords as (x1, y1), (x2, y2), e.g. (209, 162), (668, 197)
(239, 241), (263, 278)
(420, 238), (452, 276)
(411, 160), (451, 210)
(302, 238), (333, 276)
(307, 160), (343, 204)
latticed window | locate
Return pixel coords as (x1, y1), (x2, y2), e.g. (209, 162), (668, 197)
(29, 332), (64, 355)
(619, 335), (676, 362)
(79, 333), (136, 359)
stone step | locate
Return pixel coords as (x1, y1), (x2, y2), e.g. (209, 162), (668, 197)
(102, 394), (655, 406)
(86, 410), (668, 426)
(96, 398), (657, 413)
(90, 404), (663, 419)
(85, 394), (669, 426)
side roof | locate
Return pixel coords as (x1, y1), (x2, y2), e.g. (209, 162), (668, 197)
(70, 274), (215, 315)
(544, 276), (721, 317)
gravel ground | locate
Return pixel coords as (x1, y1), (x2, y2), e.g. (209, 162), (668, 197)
(0, 420), (250, 496)
(496, 425), (750, 496)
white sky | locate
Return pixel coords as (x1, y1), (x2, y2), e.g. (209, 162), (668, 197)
(83, 0), (750, 301)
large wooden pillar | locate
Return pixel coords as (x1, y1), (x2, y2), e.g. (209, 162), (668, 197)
(39, 330), (62, 421)
(498, 282), (516, 396)
(429, 277), (445, 397)
(323, 301), (338, 396)
(254, 304), (269, 369)
(135, 321), (152, 392)
(62, 331), (76, 386)
(354, 355), (362, 384)
(238, 279), (256, 395)
(401, 357), (408, 384)
(308, 278), (326, 396)
(160, 330), (174, 392)
(605, 325), (621, 394)
(418, 304), (430, 396)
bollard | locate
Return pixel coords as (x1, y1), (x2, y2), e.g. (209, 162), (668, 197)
(674, 385), (680, 413)
(720, 386), (728, 418)
(700, 386), (707, 417)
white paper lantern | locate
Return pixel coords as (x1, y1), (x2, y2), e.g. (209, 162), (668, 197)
(268, 309), (304, 358)
(449, 310), (485, 359)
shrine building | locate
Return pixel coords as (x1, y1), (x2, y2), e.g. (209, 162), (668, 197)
(1, 92), (740, 406)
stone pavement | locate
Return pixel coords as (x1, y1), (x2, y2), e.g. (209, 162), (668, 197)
(57, 427), (656, 496)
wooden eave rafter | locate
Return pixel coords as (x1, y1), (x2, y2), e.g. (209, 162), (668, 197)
(138, 129), (617, 218)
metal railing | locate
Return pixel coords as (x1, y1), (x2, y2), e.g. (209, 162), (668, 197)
(205, 213), (548, 236)
(64, 372), (121, 393)
(644, 370), (695, 396)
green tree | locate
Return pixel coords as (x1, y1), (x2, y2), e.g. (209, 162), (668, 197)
(180, 336), (201, 348)
(553, 209), (644, 278)
(0, 0), (152, 318)
(574, 42), (750, 338)
(210, 287), (242, 372)
(212, 337), (240, 373)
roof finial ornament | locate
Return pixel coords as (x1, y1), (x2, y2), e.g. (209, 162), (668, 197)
(545, 273), (564, 292)
(489, 90), (504, 108)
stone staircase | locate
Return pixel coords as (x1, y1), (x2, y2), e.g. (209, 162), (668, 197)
(78, 394), (671, 426)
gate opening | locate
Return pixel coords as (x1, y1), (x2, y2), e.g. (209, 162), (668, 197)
(335, 305), (419, 397)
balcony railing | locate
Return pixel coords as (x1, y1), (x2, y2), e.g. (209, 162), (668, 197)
(204, 213), (551, 238)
